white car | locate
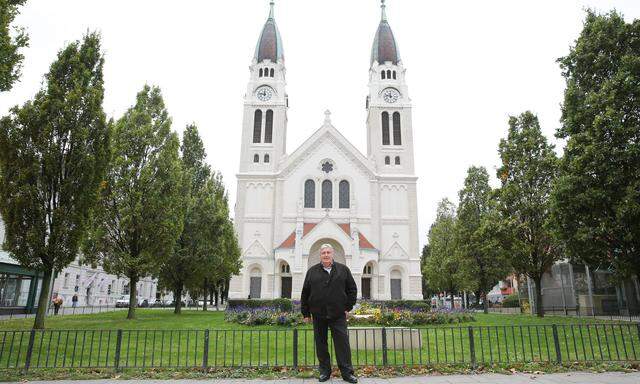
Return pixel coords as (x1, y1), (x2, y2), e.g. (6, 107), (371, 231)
(115, 296), (129, 308)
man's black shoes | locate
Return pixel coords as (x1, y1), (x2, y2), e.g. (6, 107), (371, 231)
(342, 374), (358, 383)
(318, 373), (331, 382)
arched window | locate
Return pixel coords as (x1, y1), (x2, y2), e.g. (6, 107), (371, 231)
(395, 156), (400, 165)
(393, 112), (402, 145)
(304, 179), (315, 208)
(259, 68), (263, 77)
(253, 154), (260, 163)
(270, 68), (275, 77)
(381, 71), (386, 80)
(264, 154), (270, 163)
(281, 263), (290, 274)
(339, 180), (350, 209)
(253, 109), (262, 143)
(381, 112), (390, 145)
(387, 70), (392, 79)
(264, 110), (273, 143)
(385, 156), (390, 165)
(392, 70), (397, 79)
(363, 264), (373, 275)
(321, 180), (332, 208)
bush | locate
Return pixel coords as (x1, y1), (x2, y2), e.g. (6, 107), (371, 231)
(364, 300), (431, 311)
(224, 306), (303, 326)
(502, 294), (520, 308)
(349, 307), (475, 327)
(226, 298), (293, 311)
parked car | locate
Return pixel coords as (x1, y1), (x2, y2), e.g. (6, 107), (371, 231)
(115, 296), (129, 308)
(138, 299), (149, 308)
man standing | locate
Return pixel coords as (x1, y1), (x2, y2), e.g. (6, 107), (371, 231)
(301, 244), (358, 383)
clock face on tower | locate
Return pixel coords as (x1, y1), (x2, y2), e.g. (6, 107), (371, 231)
(382, 88), (401, 103)
(255, 86), (274, 102)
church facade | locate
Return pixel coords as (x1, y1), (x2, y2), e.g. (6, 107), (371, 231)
(229, 1), (422, 301)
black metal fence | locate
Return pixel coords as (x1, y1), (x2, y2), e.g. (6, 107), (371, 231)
(0, 304), (223, 321)
(1, 323), (639, 372)
(486, 306), (640, 322)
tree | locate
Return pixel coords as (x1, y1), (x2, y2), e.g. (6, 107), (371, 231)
(420, 244), (431, 300)
(496, 111), (561, 317)
(83, 85), (185, 320)
(456, 166), (509, 314)
(552, 10), (640, 277)
(0, 0), (28, 91)
(0, 33), (109, 329)
(424, 198), (461, 306)
(158, 124), (210, 314)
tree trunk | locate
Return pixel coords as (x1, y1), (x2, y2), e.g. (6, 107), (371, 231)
(449, 291), (455, 309)
(202, 279), (208, 311)
(32, 267), (54, 329)
(127, 275), (138, 320)
(533, 276), (544, 317)
(474, 290), (481, 307)
(173, 287), (182, 314)
(214, 287), (219, 308)
(482, 290), (489, 314)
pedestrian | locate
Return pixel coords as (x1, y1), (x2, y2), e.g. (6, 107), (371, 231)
(52, 295), (63, 315)
(301, 243), (358, 383)
(72, 293), (78, 308)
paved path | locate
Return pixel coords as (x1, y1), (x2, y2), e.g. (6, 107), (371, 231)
(24, 372), (640, 384)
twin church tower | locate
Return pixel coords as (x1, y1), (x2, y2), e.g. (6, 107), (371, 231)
(230, 0), (422, 301)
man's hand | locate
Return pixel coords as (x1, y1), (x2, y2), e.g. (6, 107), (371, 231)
(304, 317), (311, 324)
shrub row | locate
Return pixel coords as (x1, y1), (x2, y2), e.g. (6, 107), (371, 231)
(226, 298), (294, 311)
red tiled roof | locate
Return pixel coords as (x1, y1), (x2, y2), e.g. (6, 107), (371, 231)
(338, 223), (351, 236)
(276, 222), (377, 250)
(359, 233), (376, 250)
(277, 232), (296, 249)
(303, 223), (317, 237)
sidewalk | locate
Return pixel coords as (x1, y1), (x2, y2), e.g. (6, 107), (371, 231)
(24, 372), (640, 384)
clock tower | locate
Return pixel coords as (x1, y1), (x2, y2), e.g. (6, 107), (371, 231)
(239, 0), (288, 173)
(366, 0), (415, 175)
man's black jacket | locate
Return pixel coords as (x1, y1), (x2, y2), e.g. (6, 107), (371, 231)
(301, 262), (357, 319)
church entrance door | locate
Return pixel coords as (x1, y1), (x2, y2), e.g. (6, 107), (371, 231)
(362, 278), (371, 300)
(249, 277), (261, 299)
(390, 279), (402, 300)
(281, 277), (292, 299)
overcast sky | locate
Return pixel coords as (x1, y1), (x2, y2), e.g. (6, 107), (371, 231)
(2, 0), (640, 249)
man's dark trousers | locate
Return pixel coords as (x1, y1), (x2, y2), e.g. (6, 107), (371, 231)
(313, 314), (354, 377)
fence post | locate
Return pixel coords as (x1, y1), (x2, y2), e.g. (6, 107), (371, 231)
(636, 324), (640, 341)
(23, 330), (37, 373)
(468, 327), (476, 369)
(292, 329), (298, 369)
(551, 325), (562, 364)
(381, 327), (388, 366)
(203, 329), (210, 371)
(114, 329), (123, 372)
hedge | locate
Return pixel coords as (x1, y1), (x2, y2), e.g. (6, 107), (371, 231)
(226, 298), (293, 311)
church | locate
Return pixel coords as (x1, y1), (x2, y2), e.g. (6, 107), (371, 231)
(229, 1), (422, 301)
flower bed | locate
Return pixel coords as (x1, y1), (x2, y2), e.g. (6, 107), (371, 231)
(349, 303), (474, 326)
(224, 301), (473, 327)
(225, 306), (304, 326)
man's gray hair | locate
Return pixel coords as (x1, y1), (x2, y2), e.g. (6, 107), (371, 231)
(320, 243), (334, 252)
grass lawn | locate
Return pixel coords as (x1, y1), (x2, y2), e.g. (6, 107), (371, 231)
(0, 309), (624, 330)
(0, 310), (638, 371)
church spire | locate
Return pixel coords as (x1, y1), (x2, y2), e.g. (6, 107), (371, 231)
(254, 0), (285, 63)
(371, 0), (400, 66)
(381, 0), (387, 21)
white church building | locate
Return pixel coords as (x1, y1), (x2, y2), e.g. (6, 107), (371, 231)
(229, 1), (422, 301)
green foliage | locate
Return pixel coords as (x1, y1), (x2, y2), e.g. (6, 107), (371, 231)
(455, 166), (510, 313)
(364, 300), (431, 311)
(225, 308), (303, 326)
(496, 111), (561, 317)
(0, 32), (109, 328)
(0, 0), (28, 91)
(552, 10), (640, 277)
(83, 85), (185, 320)
(424, 199), (461, 295)
(227, 298), (293, 311)
(349, 304), (475, 326)
(501, 293), (520, 308)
